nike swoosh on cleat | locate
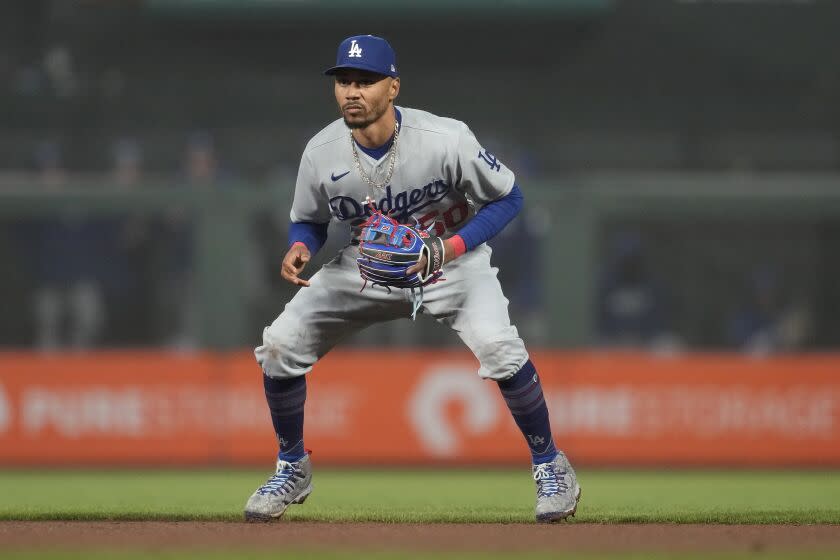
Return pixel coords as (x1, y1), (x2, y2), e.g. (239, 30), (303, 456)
(331, 171), (350, 182)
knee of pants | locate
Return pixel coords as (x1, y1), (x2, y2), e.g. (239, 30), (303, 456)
(473, 337), (529, 381)
(254, 324), (312, 380)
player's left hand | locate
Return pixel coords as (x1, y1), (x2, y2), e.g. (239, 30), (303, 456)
(356, 211), (446, 290)
(406, 238), (457, 275)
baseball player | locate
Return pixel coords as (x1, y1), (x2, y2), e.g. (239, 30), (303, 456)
(244, 35), (580, 523)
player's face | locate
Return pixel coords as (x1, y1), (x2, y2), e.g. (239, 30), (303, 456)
(334, 70), (399, 129)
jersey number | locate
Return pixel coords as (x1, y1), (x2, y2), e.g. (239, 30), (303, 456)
(417, 201), (470, 236)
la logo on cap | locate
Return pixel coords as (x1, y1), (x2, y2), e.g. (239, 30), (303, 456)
(348, 39), (363, 58)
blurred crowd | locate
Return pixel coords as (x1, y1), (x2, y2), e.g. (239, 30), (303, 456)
(596, 231), (812, 356)
(0, 101), (820, 353)
(1, 145), (817, 354)
(1, 1), (835, 352)
(5, 132), (238, 351)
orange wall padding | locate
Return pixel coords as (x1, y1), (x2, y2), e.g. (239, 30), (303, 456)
(1, 351), (838, 466)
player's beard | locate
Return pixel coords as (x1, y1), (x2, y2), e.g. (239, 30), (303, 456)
(343, 98), (389, 130)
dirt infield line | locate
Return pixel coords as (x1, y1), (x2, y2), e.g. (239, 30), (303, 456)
(2, 522), (840, 553)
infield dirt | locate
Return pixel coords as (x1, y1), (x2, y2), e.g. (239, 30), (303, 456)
(2, 522), (840, 554)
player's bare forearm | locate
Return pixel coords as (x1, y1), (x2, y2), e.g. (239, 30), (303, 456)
(281, 243), (312, 287)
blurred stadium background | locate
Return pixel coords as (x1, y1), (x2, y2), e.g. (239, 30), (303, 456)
(1, 0), (840, 472)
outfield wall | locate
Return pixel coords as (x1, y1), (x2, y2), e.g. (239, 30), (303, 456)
(5, 176), (840, 350)
(0, 351), (838, 467)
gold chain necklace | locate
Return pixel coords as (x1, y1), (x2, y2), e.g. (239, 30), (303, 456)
(350, 120), (399, 191)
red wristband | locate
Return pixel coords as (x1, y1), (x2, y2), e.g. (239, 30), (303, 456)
(291, 241), (308, 250)
(450, 235), (467, 258)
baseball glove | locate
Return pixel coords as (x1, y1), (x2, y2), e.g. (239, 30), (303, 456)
(357, 210), (445, 318)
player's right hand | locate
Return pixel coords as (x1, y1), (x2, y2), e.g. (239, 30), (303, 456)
(281, 242), (311, 287)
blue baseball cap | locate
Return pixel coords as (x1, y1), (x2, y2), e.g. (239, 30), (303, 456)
(324, 35), (398, 78)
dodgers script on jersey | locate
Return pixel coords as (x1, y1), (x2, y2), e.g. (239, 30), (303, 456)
(290, 106), (516, 239)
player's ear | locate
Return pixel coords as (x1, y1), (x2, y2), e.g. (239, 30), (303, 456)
(389, 77), (400, 101)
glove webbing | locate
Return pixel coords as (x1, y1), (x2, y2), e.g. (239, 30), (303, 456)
(357, 207), (444, 320)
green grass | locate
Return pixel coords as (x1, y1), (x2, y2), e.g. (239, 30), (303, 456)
(0, 469), (839, 524)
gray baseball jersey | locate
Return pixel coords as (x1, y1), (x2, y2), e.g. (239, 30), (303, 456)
(256, 106), (528, 381)
(290, 106), (515, 240)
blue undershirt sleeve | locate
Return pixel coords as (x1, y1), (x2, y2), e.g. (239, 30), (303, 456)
(288, 221), (329, 255)
(456, 185), (523, 251)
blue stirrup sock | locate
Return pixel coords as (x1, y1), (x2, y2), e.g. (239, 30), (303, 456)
(497, 360), (559, 464)
(263, 374), (307, 463)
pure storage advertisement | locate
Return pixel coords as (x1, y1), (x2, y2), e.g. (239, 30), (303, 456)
(0, 351), (839, 467)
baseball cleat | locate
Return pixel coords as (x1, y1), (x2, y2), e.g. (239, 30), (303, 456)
(244, 453), (313, 522)
(533, 451), (581, 523)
